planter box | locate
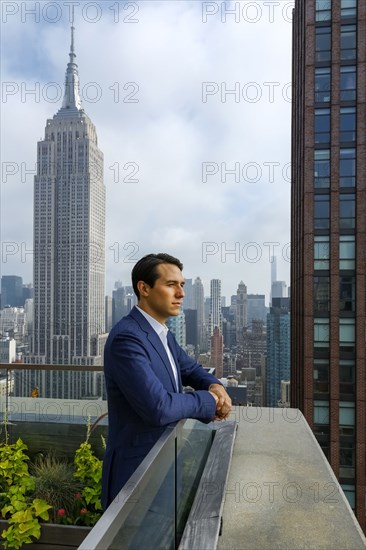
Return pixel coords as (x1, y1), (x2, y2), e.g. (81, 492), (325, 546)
(0, 520), (91, 550)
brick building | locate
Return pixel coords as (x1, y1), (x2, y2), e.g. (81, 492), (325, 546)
(291, 0), (365, 531)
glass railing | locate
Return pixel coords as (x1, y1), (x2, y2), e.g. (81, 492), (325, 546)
(78, 420), (215, 550)
(0, 364), (237, 549)
(80, 419), (237, 550)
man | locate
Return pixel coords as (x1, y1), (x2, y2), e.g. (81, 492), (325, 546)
(102, 253), (231, 509)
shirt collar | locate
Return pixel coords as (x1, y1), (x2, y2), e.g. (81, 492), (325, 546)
(136, 306), (168, 337)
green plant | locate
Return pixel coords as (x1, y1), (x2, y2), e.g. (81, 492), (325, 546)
(0, 413), (106, 545)
(31, 454), (83, 522)
(0, 437), (51, 549)
(73, 417), (103, 526)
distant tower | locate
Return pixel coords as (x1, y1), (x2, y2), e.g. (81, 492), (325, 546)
(167, 310), (186, 349)
(26, 27), (106, 397)
(266, 298), (290, 407)
(210, 326), (223, 378)
(192, 277), (204, 349)
(235, 281), (247, 345)
(271, 281), (287, 300)
(271, 255), (277, 285)
(1, 276), (23, 308)
(209, 279), (222, 336)
(183, 278), (193, 309)
(270, 256), (277, 305)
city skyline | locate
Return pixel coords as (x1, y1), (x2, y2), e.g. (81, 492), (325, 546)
(1, 1), (292, 300)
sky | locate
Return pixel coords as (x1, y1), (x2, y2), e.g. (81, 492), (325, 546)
(1, 0), (293, 303)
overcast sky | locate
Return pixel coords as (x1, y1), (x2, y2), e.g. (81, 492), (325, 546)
(1, 0), (293, 302)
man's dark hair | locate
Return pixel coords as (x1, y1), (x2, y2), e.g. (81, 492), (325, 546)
(132, 253), (183, 299)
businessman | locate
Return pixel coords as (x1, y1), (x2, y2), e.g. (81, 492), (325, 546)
(102, 253), (232, 509)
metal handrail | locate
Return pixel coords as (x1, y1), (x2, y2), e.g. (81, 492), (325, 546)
(0, 363), (103, 371)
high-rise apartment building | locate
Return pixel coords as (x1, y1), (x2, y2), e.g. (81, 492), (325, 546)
(209, 279), (222, 336)
(183, 278), (193, 309)
(1, 276), (23, 308)
(235, 280), (248, 344)
(266, 298), (290, 407)
(167, 310), (186, 349)
(25, 27), (107, 397)
(192, 276), (205, 349)
(271, 280), (288, 299)
(247, 294), (267, 326)
(210, 326), (223, 379)
(291, 0), (365, 531)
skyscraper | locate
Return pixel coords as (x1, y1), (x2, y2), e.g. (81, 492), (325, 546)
(26, 27), (106, 396)
(1, 276), (23, 308)
(270, 255), (277, 305)
(210, 326), (223, 379)
(291, 0), (365, 531)
(271, 280), (287, 300)
(266, 297), (290, 407)
(247, 294), (267, 326)
(235, 280), (247, 344)
(192, 276), (205, 349)
(209, 279), (222, 336)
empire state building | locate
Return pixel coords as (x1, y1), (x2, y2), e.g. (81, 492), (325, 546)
(26, 27), (107, 398)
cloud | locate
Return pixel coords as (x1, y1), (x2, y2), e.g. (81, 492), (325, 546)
(1, 0), (292, 301)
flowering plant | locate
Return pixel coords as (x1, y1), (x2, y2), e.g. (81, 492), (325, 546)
(0, 416), (104, 547)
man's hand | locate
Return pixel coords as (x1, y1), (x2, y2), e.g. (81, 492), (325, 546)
(208, 383), (232, 420)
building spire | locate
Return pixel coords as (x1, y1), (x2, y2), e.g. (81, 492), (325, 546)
(61, 24), (82, 112)
(70, 25), (76, 62)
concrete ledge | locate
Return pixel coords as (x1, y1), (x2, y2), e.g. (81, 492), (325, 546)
(218, 407), (366, 550)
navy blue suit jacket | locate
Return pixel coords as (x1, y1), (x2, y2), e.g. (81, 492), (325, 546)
(102, 306), (219, 509)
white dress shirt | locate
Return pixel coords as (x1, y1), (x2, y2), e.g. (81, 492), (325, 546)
(136, 306), (179, 391)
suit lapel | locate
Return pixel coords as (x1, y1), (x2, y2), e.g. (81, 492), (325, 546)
(129, 307), (179, 392)
(167, 331), (182, 392)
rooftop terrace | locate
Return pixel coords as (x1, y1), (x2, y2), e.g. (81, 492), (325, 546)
(0, 364), (365, 549)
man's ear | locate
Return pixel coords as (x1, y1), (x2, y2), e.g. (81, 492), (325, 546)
(137, 280), (150, 297)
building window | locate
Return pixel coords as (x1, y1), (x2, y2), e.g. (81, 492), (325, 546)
(314, 400), (329, 424)
(314, 236), (329, 270)
(339, 194), (355, 229)
(340, 276), (356, 312)
(339, 319), (355, 352)
(341, 0), (357, 19)
(316, 0), (332, 21)
(340, 66), (356, 102)
(341, 25), (357, 61)
(340, 107), (356, 142)
(314, 195), (330, 229)
(315, 109), (331, 144)
(340, 359), (355, 397)
(339, 235), (355, 269)
(314, 150), (330, 188)
(315, 27), (331, 63)
(315, 68), (331, 103)
(339, 401), (355, 426)
(314, 318), (330, 349)
(340, 441), (355, 480)
(339, 148), (356, 187)
(314, 276), (330, 312)
(314, 359), (329, 396)
(341, 485), (355, 509)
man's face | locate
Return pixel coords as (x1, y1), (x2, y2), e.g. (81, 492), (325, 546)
(139, 263), (185, 324)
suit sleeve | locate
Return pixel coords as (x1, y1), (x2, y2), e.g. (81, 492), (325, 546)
(107, 332), (217, 427)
